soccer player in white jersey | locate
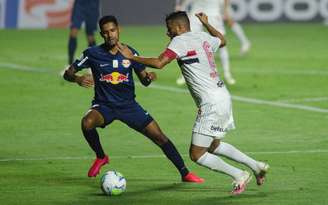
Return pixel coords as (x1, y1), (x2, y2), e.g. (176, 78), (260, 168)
(118, 11), (269, 195)
(175, 0), (250, 85)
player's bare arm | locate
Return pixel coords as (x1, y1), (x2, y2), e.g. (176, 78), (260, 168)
(135, 70), (157, 87)
(63, 66), (94, 88)
(117, 42), (173, 69)
(195, 12), (226, 48)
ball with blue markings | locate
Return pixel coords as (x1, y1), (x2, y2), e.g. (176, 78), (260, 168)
(101, 171), (126, 196)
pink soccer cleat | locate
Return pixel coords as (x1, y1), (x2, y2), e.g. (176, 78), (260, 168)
(88, 155), (109, 177)
(255, 162), (270, 186)
(231, 171), (252, 195)
(182, 172), (204, 183)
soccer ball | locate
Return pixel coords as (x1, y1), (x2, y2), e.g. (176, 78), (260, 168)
(100, 171), (126, 196)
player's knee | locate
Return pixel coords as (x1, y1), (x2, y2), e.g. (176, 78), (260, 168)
(143, 125), (168, 145)
(189, 151), (200, 162)
(81, 117), (95, 130)
(189, 145), (208, 162)
(189, 150), (202, 162)
(208, 140), (220, 153)
(70, 28), (79, 37)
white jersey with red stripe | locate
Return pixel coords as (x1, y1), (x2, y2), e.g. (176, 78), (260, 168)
(165, 31), (230, 107)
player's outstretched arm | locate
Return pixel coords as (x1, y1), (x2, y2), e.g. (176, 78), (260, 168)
(117, 43), (173, 69)
(195, 13), (226, 48)
(63, 65), (94, 88)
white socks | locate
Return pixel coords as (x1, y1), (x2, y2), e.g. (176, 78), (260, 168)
(214, 142), (259, 173)
(197, 152), (243, 180)
(219, 47), (231, 77)
(231, 23), (250, 46)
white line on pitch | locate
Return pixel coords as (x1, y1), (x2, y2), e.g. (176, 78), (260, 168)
(235, 69), (328, 76)
(0, 149), (327, 162)
(277, 97), (328, 103)
(0, 62), (49, 73)
(1, 61), (327, 114)
(144, 83), (328, 113)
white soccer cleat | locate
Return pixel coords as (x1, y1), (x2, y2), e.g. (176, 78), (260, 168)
(240, 41), (251, 56)
(176, 75), (186, 85)
(225, 77), (236, 85)
(231, 171), (252, 195)
(224, 73), (236, 85)
(254, 161), (270, 186)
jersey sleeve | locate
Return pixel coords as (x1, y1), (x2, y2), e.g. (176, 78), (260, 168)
(129, 48), (146, 73)
(72, 50), (91, 71)
(167, 37), (185, 59)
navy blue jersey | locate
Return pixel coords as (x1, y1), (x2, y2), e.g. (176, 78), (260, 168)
(72, 44), (146, 106)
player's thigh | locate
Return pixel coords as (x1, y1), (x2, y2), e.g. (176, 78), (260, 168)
(118, 103), (154, 134)
(191, 132), (214, 148)
(70, 2), (84, 29)
(86, 104), (116, 128)
(84, 1), (99, 35)
(81, 109), (104, 129)
(190, 133), (222, 161)
(190, 133), (213, 161)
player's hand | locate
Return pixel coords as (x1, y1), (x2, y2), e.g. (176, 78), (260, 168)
(117, 42), (134, 59)
(147, 72), (157, 81)
(195, 12), (209, 25)
(76, 74), (94, 88)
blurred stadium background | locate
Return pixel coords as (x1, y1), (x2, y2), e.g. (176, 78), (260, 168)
(1, 0), (328, 28)
(0, 0), (327, 205)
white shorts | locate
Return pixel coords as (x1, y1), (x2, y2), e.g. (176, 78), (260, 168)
(192, 93), (235, 144)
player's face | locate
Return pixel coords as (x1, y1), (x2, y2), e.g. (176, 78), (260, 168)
(166, 21), (178, 39)
(100, 22), (120, 48)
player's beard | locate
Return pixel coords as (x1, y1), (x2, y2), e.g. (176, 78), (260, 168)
(105, 38), (117, 49)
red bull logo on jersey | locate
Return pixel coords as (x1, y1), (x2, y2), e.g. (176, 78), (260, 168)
(100, 72), (129, 85)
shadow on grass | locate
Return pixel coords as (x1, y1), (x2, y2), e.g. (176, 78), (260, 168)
(58, 177), (268, 205)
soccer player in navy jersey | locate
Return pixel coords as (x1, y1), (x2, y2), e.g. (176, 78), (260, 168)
(63, 15), (203, 183)
(68, 0), (100, 64)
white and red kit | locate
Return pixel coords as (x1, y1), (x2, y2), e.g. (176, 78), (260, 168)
(163, 31), (235, 139)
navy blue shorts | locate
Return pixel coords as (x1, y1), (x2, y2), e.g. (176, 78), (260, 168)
(91, 101), (154, 133)
(70, 0), (100, 35)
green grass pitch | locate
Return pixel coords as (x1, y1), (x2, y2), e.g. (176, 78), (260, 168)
(0, 23), (327, 205)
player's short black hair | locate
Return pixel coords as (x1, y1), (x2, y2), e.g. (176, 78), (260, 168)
(165, 11), (190, 26)
(98, 15), (118, 29)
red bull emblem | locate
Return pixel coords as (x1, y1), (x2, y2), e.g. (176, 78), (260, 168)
(100, 72), (129, 85)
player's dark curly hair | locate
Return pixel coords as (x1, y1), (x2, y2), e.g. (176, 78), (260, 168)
(165, 11), (190, 27)
(98, 15), (118, 28)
